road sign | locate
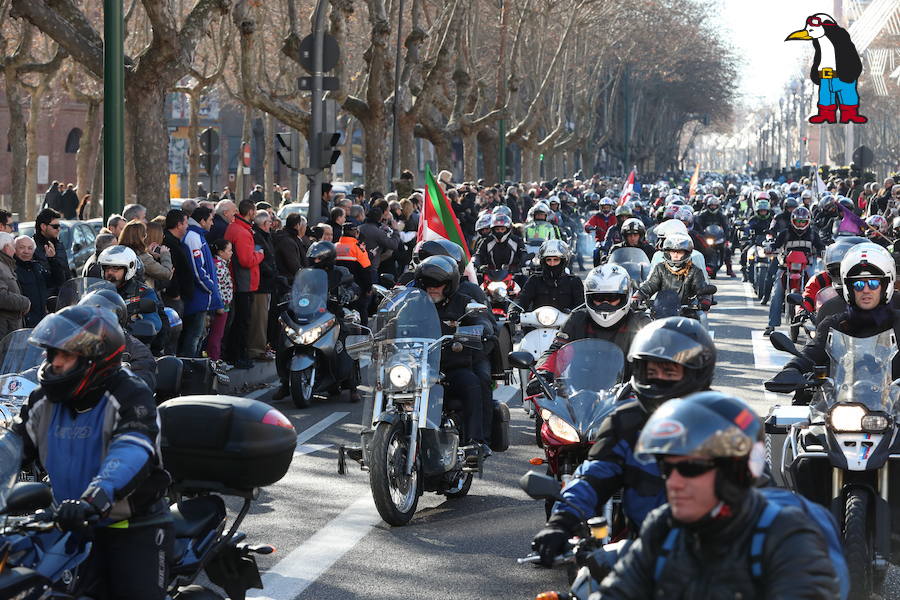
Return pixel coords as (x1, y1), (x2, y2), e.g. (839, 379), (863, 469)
(298, 34), (340, 73)
(852, 145), (873, 170)
(241, 142), (251, 168)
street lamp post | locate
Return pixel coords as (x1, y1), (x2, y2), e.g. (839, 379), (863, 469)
(103, 0), (125, 220)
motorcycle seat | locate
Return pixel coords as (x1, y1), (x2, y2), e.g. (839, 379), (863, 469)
(171, 495), (226, 540)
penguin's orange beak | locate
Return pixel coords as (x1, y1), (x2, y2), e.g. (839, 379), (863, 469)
(785, 29), (813, 41)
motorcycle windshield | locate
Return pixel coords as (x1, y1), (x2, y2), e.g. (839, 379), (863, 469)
(815, 286), (839, 311)
(56, 277), (116, 309)
(0, 428), (23, 513)
(704, 225), (725, 243)
(0, 329), (42, 376)
(822, 330), (899, 416)
(540, 339), (624, 441)
(290, 269), (329, 322)
(652, 289), (681, 318)
(608, 247), (650, 267)
(372, 287), (442, 341)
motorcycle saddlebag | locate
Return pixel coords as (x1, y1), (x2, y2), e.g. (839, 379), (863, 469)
(490, 401), (510, 452)
(159, 396), (297, 491)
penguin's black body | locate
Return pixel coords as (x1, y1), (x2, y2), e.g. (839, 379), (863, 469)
(810, 26), (862, 84)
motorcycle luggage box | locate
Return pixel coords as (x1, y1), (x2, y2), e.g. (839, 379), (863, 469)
(764, 405), (810, 488)
(159, 396), (297, 491)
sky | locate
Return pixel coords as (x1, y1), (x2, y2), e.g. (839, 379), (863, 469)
(714, 0), (832, 106)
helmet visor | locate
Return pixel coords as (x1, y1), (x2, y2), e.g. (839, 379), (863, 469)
(29, 308), (121, 359)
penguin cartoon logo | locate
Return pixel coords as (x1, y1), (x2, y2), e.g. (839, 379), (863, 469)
(786, 13), (866, 125)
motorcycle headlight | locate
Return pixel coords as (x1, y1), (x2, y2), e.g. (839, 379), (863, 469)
(546, 415), (580, 443)
(828, 404), (883, 432)
(706, 237), (715, 246)
(487, 281), (507, 299)
(388, 364), (414, 388)
(535, 307), (559, 326)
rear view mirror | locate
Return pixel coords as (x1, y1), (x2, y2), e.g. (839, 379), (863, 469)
(519, 470), (563, 502)
(3, 482), (52, 515)
(465, 301), (487, 313)
(769, 331), (802, 357)
(45, 296), (57, 313)
(508, 351), (536, 370)
(786, 292), (804, 307)
(379, 273), (396, 288)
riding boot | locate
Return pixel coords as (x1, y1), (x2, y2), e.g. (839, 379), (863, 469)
(838, 104), (868, 124)
(808, 104), (837, 124)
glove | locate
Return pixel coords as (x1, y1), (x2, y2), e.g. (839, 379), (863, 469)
(508, 311), (520, 325)
(765, 367), (804, 393)
(699, 297), (712, 311)
(630, 294), (642, 310)
(56, 499), (99, 532)
(532, 526), (570, 567)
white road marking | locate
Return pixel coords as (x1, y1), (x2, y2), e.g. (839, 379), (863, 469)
(295, 443), (333, 456)
(247, 386), (275, 400)
(247, 494), (382, 600)
(751, 330), (791, 370)
(290, 412), (349, 458)
(743, 283), (758, 309)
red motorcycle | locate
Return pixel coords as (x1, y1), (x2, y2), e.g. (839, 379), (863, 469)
(481, 268), (520, 318)
(783, 249), (810, 342)
(514, 338), (624, 518)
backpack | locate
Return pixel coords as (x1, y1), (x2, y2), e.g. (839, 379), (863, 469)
(653, 487), (849, 600)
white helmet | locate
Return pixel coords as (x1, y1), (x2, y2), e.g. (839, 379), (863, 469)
(475, 212), (493, 231)
(663, 232), (694, 269)
(98, 245), (138, 281)
(653, 219), (688, 249)
(839, 243), (896, 304)
(531, 201), (550, 218)
(583, 264), (632, 327)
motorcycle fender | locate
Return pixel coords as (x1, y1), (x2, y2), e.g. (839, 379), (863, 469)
(290, 353), (316, 372)
(829, 431), (886, 471)
(312, 325), (339, 356)
(373, 411), (400, 426)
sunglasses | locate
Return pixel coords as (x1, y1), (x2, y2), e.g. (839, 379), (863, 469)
(806, 16), (835, 27)
(48, 223), (61, 229)
(851, 279), (882, 291)
(658, 459), (717, 479)
(420, 278), (447, 289)
(792, 219), (810, 227)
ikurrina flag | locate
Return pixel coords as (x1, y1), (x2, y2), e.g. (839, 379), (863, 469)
(688, 163), (701, 198)
(618, 169), (636, 206)
(417, 165), (472, 259)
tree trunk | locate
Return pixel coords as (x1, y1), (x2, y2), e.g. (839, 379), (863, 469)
(461, 129), (478, 182)
(479, 128), (498, 185)
(362, 114), (389, 195)
(188, 90), (201, 198)
(91, 125), (104, 218)
(397, 113), (416, 177)
(431, 136), (453, 172)
(235, 105), (252, 201)
(76, 100), (100, 205)
(521, 146), (535, 182)
(5, 74), (27, 218)
(264, 112), (274, 201)
(25, 82), (52, 220)
(126, 85), (171, 218)
(124, 107), (137, 205)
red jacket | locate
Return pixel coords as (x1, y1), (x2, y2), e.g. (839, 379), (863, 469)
(225, 217), (264, 292)
(585, 213), (617, 242)
(802, 271), (832, 313)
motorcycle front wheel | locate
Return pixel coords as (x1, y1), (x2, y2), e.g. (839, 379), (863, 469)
(844, 487), (874, 599)
(290, 366), (315, 409)
(370, 419), (420, 526)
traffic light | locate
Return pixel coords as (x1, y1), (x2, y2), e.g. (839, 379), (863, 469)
(850, 163), (861, 179)
(276, 132), (294, 169)
(199, 127), (219, 177)
(314, 131), (341, 169)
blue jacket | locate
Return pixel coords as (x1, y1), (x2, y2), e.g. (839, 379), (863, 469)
(549, 388), (665, 531)
(183, 221), (223, 315)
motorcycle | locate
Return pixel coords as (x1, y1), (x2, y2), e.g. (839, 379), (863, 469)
(781, 250), (811, 342)
(606, 247), (651, 285)
(748, 234), (775, 299)
(277, 268), (359, 409)
(510, 303), (570, 418)
(644, 286), (716, 328)
(338, 287), (510, 526)
(785, 287), (841, 342)
(481, 268), (521, 312)
(0, 329), (41, 428)
(509, 339), (624, 516)
(765, 331), (900, 598)
(523, 238), (545, 276)
(702, 224), (726, 279)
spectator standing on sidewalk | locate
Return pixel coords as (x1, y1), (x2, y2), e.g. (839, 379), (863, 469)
(32, 208), (71, 296)
(209, 199), (237, 243)
(0, 232), (29, 338)
(207, 238), (234, 373)
(14, 236), (63, 327)
(161, 209), (194, 321)
(224, 200), (264, 369)
(180, 206), (222, 357)
(249, 211), (278, 361)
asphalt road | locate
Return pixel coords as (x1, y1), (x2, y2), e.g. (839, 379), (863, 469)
(199, 270), (897, 600)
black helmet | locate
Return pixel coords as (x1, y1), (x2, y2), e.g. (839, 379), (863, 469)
(78, 288), (128, 328)
(412, 239), (465, 274)
(824, 236), (866, 282)
(30, 306), (126, 407)
(636, 391), (764, 506)
(414, 255), (460, 299)
(628, 316), (715, 411)
(783, 197), (799, 211)
(307, 241), (337, 270)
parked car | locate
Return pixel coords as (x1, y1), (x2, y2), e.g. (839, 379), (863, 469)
(16, 220), (97, 273)
(86, 218), (104, 235)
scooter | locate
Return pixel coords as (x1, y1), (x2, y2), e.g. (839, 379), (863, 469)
(702, 224), (726, 279)
(509, 302), (571, 417)
(765, 331), (900, 598)
(781, 250), (810, 342)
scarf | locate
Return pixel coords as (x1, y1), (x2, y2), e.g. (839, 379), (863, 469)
(664, 259), (693, 278)
(847, 303), (893, 331)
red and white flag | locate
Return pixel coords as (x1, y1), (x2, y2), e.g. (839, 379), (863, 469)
(618, 170), (636, 206)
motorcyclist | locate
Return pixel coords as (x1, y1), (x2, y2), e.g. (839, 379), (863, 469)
(531, 317), (715, 566)
(606, 218), (654, 261)
(697, 195), (735, 277)
(599, 205), (634, 253)
(800, 236), (865, 314)
(770, 242), (900, 389)
(633, 233), (712, 313)
(595, 392), (839, 598)
(77, 288), (157, 391)
(511, 240), (583, 323)
(413, 255), (496, 457)
(585, 198), (618, 244)
(865, 214), (891, 248)
(524, 202), (562, 241)
(535, 264), (650, 377)
(13, 305), (172, 600)
(98, 245), (164, 338)
(649, 219), (707, 276)
(740, 197), (774, 282)
(471, 212), (493, 255)
(405, 239), (488, 303)
(763, 207), (824, 334)
(769, 197), (799, 235)
(474, 212), (525, 273)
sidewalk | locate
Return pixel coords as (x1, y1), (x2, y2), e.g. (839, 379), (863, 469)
(219, 358), (279, 396)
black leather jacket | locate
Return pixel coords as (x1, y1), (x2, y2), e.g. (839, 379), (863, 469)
(696, 209), (729, 235)
(597, 488), (839, 599)
(433, 290), (495, 371)
(514, 272), (584, 313)
(637, 262), (709, 306)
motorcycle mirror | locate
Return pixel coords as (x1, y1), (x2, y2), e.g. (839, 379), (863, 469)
(698, 284), (718, 296)
(769, 331), (802, 357)
(379, 273), (396, 288)
(130, 319), (157, 339)
(786, 292), (804, 307)
(519, 470), (564, 502)
(138, 297), (157, 314)
(507, 351), (536, 370)
(465, 301), (488, 313)
(3, 482), (52, 515)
